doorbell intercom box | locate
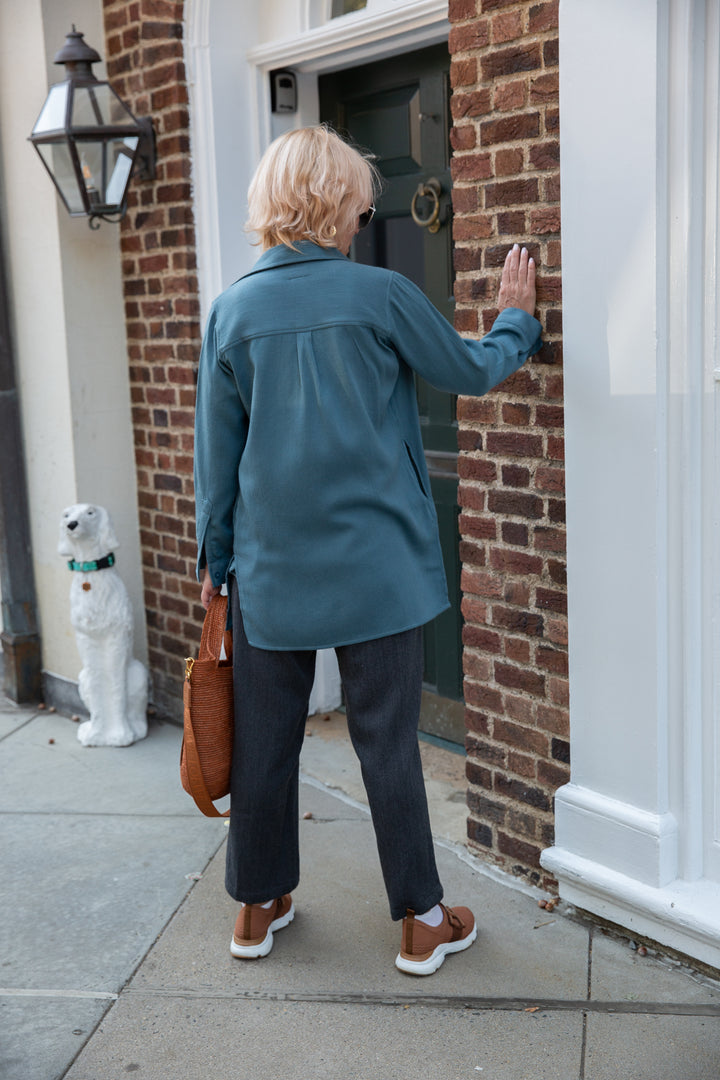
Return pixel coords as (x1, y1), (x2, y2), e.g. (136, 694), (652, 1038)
(271, 71), (297, 114)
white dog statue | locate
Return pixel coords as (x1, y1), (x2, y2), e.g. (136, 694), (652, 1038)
(58, 503), (148, 747)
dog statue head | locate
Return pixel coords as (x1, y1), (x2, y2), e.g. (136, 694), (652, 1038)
(58, 504), (119, 562)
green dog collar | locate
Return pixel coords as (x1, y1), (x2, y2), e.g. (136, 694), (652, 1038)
(67, 553), (115, 573)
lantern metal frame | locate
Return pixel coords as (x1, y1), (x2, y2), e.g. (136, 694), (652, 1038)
(29, 26), (156, 228)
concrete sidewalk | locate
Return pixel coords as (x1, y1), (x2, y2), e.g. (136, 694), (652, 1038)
(2, 695), (720, 1080)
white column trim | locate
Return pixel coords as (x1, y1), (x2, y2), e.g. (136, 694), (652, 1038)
(544, 0), (720, 968)
(542, 848), (720, 970)
(551, 785), (679, 888)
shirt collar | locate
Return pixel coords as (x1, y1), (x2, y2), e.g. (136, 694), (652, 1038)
(240, 241), (349, 279)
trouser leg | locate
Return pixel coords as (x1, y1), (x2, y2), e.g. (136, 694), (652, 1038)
(335, 627), (443, 921)
(225, 578), (316, 903)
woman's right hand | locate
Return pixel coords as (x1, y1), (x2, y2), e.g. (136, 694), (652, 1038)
(497, 244), (536, 316)
(201, 566), (221, 610)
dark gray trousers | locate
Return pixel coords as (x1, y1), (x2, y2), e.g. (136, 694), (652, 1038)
(226, 577), (443, 920)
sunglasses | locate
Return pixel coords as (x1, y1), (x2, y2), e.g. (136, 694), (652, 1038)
(359, 205), (376, 229)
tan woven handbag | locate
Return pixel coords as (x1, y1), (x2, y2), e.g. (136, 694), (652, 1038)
(180, 593), (233, 817)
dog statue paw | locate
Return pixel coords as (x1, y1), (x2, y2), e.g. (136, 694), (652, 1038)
(59, 503), (149, 747)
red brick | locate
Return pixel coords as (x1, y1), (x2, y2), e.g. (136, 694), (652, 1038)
(491, 10), (523, 43)
(536, 646), (568, 676)
(451, 153), (493, 182)
(463, 651), (493, 681)
(451, 89), (492, 120)
(492, 605), (544, 636)
(449, 0), (477, 18)
(529, 141), (560, 171)
(466, 735), (507, 768)
(535, 466), (565, 494)
(465, 680), (504, 713)
(462, 567), (504, 599)
(494, 80), (527, 112)
(548, 677), (569, 707)
(481, 113), (540, 147)
(481, 43), (543, 80)
(452, 186), (480, 214)
(451, 58), (478, 88)
(467, 818), (493, 848)
(485, 431), (543, 458)
(529, 1), (559, 33)
(538, 759), (569, 790)
(508, 750), (536, 778)
(450, 125), (477, 152)
(537, 703), (569, 737)
(488, 490), (543, 519)
(449, 20), (490, 52)
(495, 774), (551, 811)
(536, 587), (567, 615)
(457, 397), (498, 423)
(490, 548), (543, 576)
(495, 662), (546, 697)
(534, 527), (566, 553)
(494, 148), (524, 176)
(459, 512), (497, 540)
(504, 635), (530, 662)
(530, 72), (560, 103)
(501, 464), (530, 488)
(497, 831), (543, 867)
(530, 207), (561, 234)
(485, 178), (539, 208)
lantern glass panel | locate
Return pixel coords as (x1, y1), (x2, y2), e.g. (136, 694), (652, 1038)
(76, 140), (107, 208)
(36, 141), (84, 213)
(106, 137), (138, 206)
(32, 84), (69, 135)
(72, 83), (137, 129)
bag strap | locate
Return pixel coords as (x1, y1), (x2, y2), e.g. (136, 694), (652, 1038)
(199, 592), (233, 663)
(181, 677), (230, 818)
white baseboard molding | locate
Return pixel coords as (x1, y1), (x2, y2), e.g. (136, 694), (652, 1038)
(542, 845), (720, 972)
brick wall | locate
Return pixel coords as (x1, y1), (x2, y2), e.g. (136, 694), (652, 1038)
(103, 0), (202, 719)
(448, 0), (567, 889)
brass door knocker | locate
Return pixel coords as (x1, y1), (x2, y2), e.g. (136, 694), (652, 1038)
(410, 178), (443, 233)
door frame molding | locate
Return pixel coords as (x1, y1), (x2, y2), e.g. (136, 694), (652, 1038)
(185, 0), (449, 321)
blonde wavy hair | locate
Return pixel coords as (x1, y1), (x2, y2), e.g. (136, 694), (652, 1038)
(246, 125), (380, 251)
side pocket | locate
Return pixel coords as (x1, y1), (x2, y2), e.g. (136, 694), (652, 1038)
(403, 441), (430, 499)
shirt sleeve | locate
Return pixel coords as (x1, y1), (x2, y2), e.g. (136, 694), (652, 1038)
(387, 272), (542, 395)
(193, 305), (249, 585)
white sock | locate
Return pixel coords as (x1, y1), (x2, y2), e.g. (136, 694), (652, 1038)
(240, 899), (275, 909)
(415, 904), (443, 927)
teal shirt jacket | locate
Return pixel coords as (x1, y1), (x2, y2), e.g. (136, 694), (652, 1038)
(194, 242), (542, 651)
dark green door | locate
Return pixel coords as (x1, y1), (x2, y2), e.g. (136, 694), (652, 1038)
(320, 45), (465, 743)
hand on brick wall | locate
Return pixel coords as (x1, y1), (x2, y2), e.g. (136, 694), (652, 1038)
(497, 244), (536, 317)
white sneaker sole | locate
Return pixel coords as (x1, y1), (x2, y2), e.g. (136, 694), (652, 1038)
(394, 921), (477, 976)
(230, 902), (295, 959)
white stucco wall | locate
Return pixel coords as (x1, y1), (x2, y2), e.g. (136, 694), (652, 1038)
(0, 0), (147, 685)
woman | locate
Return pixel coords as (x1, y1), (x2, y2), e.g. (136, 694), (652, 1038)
(194, 125), (540, 976)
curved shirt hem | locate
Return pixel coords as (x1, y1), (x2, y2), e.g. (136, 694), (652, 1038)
(241, 601), (452, 653)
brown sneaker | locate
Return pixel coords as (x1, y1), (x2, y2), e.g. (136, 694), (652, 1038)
(230, 895), (294, 959)
(395, 904), (477, 975)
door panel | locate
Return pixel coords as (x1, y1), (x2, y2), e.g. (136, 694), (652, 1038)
(320, 44), (465, 739)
